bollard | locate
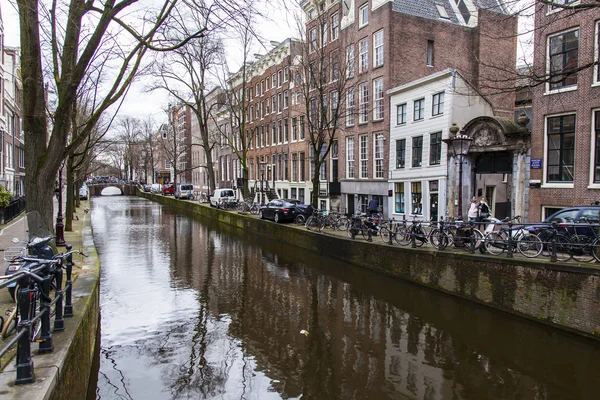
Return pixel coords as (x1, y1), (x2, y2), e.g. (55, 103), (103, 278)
(53, 260), (65, 331)
(64, 244), (74, 317)
(38, 264), (54, 354)
(15, 275), (35, 385)
(551, 236), (558, 262)
(388, 221), (394, 245)
(507, 221), (514, 258)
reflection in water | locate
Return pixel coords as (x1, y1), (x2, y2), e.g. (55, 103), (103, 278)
(93, 197), (600, 400)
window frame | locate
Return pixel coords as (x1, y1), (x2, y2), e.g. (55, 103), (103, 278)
(426, 40), (434, 67)
(359, 3), (369, 27)
(411, 182), (423, 215)
(346, 88), (355, 127)
(590, 109), (600, 185)
(544, 113), (576, 185)
(359, 134), (368, 179)
(413, 98), (425, 121)
(546, 27), (580, 92)
(359, 38), (369, 73)
(412, 136), (423, 168)
(347, 136), (355, 179)
(429, 131), (442, 166)
(594, 21), (600, 85)
(373, 30), (384, 68)
(396, 139), (406, 169)
(432, 92), (444, 116)
(395, 182), (405, 214)
(373, 78), (384, 121)
(358, 82), (369, 124)
(397, 103), (407, 125)
(346, 44), (355, 78)
(331, 12), (339, 40)
(374, 133), (384, 178)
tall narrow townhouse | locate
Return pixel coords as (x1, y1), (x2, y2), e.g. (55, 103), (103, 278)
(3, 46), (24, 196)
(325, 0), (516, 217)
(243, 38), (312, 204)
(529, 1), (600, 221)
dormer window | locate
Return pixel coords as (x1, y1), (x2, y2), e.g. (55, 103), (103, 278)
(455, 0), (471, 23)
(435, 4), (449, 19)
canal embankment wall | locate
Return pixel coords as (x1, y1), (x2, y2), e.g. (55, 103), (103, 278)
(140, 192), (600, 340)
(0, 209), (100, 399)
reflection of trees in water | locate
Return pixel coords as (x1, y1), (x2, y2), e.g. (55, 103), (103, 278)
(110, 201), (600, 400)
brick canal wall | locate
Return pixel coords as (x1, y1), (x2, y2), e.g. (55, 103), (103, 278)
(140, 192), (600, 340)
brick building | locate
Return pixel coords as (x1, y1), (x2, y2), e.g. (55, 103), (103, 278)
(302, 0), (517, 216)
(529, 1), (600, 221)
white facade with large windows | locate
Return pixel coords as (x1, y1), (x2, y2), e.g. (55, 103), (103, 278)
(387, 69), (493, 221)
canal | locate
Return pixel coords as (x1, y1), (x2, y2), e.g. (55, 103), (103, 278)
(91, 196), (600, 399)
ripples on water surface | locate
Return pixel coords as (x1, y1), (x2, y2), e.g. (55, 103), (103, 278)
(92, 196), (600, 400)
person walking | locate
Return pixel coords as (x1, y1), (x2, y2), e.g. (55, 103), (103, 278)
(478, 197), (490, 230)
(467, 196), (479, 223)
(368, 197), (379, 217)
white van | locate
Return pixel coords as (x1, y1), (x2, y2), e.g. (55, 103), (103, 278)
(151, 183), (162, 193)
(175, 184), (194, 199)
(210, 189), (236, 208)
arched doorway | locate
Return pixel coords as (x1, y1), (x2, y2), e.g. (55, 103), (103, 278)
(474, 152), (513, 219)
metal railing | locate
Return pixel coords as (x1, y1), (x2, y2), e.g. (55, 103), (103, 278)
(1, 196), (26, 224)
(0, 244), (77, 385)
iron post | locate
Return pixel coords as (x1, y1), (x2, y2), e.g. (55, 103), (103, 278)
(64, 244), (74, 317)
(15, 275), (35, 385)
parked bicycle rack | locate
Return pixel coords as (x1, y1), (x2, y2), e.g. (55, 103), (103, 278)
(0, 244), (76, 384)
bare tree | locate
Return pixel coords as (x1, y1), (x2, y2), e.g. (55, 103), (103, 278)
(18, 0), (206, 229)
(295, 3), (353, 207)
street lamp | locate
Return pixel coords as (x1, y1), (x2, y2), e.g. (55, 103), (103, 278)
(444, 123), (472, 220)
(55, 164), (66, 247)
(260, 161), (267, 203)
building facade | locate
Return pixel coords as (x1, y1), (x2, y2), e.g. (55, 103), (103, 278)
(528, 1), (600, 221)
(302, 0), (517, 216)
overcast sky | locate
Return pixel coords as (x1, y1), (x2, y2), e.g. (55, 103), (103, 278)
(2, 0), (531, 123)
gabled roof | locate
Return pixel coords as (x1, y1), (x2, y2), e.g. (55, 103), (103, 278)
(392, 0), (509, 25)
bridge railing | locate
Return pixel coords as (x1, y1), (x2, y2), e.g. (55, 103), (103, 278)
(0, 245), (77, 384)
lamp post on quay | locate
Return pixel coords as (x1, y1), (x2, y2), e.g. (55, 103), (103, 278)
(260, 161), (267, 204)
(443, 123), (472, 220)
(55, 164), (66, 247)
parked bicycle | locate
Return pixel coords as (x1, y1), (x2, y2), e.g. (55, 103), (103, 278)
(483, 216), (543, 258)
(237, 199), (261, 214)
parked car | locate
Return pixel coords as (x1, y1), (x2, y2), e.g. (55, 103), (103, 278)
(162, 183), (175, 196)
(519, 206), (600, 241)
(294, 204), (314, 224)
(79, 186), (88, 200)
(143, 184), (152, 192)
(175, 184), (194, 200)
(210, 188), (236, 208)
(151, 183), (162, 193)
(259, 199), (301, 223)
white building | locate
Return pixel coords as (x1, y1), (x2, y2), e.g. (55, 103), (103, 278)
(387, 69), (494, 222)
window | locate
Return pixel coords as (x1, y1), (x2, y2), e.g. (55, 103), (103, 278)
(346, 88), (355, 126)
(346, 44), (355, 78)
(411, 182), (422, 215)
(373, 30), (384, 67)
(272, 95), (276, 114)
(427, 40), (434, 67)
(278, 93), (283, 112)
(300, 116), (306, 139)
(375, 134), (384, 178)
(284, 153), (289, 181)
(331, 53), (340, 81)
(360, 135), (368, 178)
(359, 38), (369, 73)
(595, 111), (600, 182)
(322, 22), (328, 46)
(284, 67), (289, 82)
(395, 183), (405, 213)
(551, 0), (578, 10)
(261, 80), (265, 95)
(430, 132), (442, 165)
(310, 28), (318, 51)
(373, 78), (384, 120)
(292, 153), (298, 182)
(432, 92), (444, 116)
(359, 83), (369, 123)
(266, 98), (270, 114)
(412, 136), (423, 167)
(284, 90), (289, 108)
(278, 119), (283, 143)
(284, 118), (289, 142)
(266, 77), (270, 91)
(397, 103), (407, 125)
(359, 3), (368, 27)
(414, 98), (425, 121)
(546, 114), (575, 182)
(300, 152), (306, 181)
(278, 70), (282, 87)
(331, 140), (339, 182)
(436, 4), (449, 19)
(331, 13), (339, 40)
(292, 117), (298, 141)
(548, 29), (579, 90)
(347, 136), (355, 178)
(272, 122), (277, 144)
(396, 139), (406, 168)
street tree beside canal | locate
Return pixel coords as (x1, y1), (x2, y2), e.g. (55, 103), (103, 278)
(17, 0), (207, 230)
(295, 5), (354, 208)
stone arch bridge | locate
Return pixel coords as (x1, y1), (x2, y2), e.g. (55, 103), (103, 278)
(87, 184), (138, 197)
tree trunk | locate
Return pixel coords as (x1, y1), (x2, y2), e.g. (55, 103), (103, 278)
(311, 167), (320, 209)
(65, 156), (74, 231)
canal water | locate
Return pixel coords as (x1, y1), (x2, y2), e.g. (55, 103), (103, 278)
(91, 196), (600, 400)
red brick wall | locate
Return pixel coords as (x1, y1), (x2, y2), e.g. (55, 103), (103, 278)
(529, 2), (600, 221)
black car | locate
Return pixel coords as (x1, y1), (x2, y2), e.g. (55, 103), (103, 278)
(259, 199), (301, 223)
(525, 206), (600, 240)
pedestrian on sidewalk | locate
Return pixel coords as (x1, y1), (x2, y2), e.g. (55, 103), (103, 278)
(368, 198), (379, 217)
(467, 196), (479, 223)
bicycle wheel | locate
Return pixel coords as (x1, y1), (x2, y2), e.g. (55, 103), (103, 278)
(545, 234), (572, 262)
(379, 226), (394, 244)
(570, 237), (595, 263)
(250, 205), (260, 215)
(305, 216), (318, 230)
(394, 226), (412, 246)
(517, 233), (543, 258)
(484, 232), (506, 256)
(430, 228), (448, 250)
(592, 238), (600, 263)
(414, 227), (426, 247)
(336, 216), (350, 231)
(295, 214), (306, 225)
(237, 203), (247, 213)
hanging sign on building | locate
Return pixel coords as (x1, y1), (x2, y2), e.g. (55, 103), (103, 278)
(530, 158), (542, 169)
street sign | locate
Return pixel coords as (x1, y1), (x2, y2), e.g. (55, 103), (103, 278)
(530, 158), (542, 169)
